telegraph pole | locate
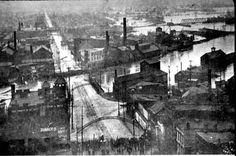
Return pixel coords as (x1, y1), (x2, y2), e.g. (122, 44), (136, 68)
(189, 60), (192, 82)
(71, 86), (74, 130)
(132, 90), (135, 138)
(118, 97), (120, 116)
(75, 115), (78, 155)
(81, 104), (84, 155)
(168, 65), (171, 92)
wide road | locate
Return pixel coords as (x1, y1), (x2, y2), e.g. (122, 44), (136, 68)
(44, 12), (141, 141)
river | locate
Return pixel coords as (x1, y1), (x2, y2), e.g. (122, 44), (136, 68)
(101, 32), (234, 92)
(100, 8), (235, 92)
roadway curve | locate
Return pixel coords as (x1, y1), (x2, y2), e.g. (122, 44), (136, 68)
(44, 12), (144, 141)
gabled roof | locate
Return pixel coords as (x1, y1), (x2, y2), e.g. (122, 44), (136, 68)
(54, 76), (67, 85)
(42, 81), (50, 88)
(33, 45), (51, 53)
(141, 57), (160, 65)
(1, 46), (16, 55)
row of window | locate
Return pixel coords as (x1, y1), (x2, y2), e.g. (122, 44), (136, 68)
(90, 51), (104, 62)
(177, 130), (184, 147)
(22, 58), (53, 63)
(10, 104), (64, 114)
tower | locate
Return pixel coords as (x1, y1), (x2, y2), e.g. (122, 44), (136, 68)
(53, 76), (67, 98)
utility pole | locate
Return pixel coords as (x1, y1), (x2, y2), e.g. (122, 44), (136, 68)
(75, 115), (78, 155)
(71, 86), (74, 130)
(81, 104), (84, 155)
(132, 90), (135, 138)
(118, 96), (120, 116)
(176, 65), (179, 88)
(168, 65), (171, 91)
(67, 67), (72, 130)
(189, 60), (192, 82)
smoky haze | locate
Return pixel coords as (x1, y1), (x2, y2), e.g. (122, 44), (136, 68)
(0, 0), (234, 14)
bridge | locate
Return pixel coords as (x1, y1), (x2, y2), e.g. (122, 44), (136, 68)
(76, 116), (144, 133)
(39, 69), (89, 78)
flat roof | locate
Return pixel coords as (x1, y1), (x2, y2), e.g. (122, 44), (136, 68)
(174, 104), (221, 111)
(176, 119), (234, 132)
(196, 131), (234, 145)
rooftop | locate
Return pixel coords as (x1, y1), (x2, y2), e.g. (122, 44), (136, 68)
(174, 104), (221, 112)
(148, 101), (165, 115)
(132, 94), (160, 102)
(129, 81), (165, 89)
(138, 43), (160, 54)
(10, 90), (44, 107)
(176, 119), (235, 132)
(116, 69), (167, 82)
(75, 38), (106, 49)
(33, 45), (52, 54)
(202, 49), (226, 60)
(196, 131), (234, 145)
(142, 57), (160, 65)
(16, 30), (48, 40)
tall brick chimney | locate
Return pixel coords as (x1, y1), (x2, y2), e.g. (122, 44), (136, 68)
(11, 84), (15, 99)
(30, 45), (33, 55)
(13, 31), (17, 50)
(114, 69), (117, 80)
(106, 31), (109, 48)
(208, 69), (212, 93)
(123, 17), (127, 46)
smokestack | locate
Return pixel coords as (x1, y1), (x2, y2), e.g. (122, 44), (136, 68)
(13, 31), (17, 50)
(105, 31), (109, 48)
(180, 62), (182, 71)
(11, 84), (15, 99)
(30, 45), (33, 55)
(208, 69), (212, 93)
(114, 69), (117, 80)
(18, 22), (21, 31)
(123, 17), (127, 46)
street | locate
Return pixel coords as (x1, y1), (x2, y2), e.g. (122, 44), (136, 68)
(45, 12), (143, 142)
